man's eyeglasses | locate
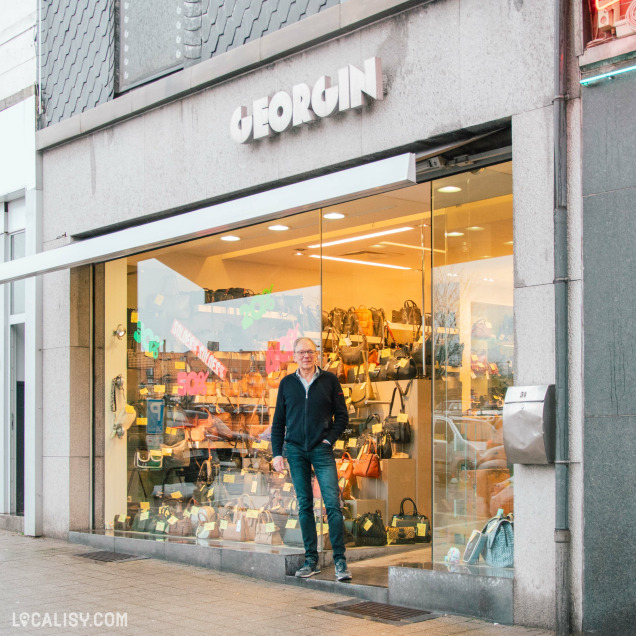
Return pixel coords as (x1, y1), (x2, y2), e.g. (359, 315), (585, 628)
(295, 349), (317, 357)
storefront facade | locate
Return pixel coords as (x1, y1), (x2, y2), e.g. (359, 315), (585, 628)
(0, 0), (594, 631)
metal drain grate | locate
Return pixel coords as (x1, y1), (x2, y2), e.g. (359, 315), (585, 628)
(313, 600), (438, 626)
(75, 551), (148, 563)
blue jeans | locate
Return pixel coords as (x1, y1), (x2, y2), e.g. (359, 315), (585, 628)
(285, 442), (346, 563)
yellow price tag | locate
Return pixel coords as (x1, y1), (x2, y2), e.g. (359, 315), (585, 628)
(223, 474), (235, 483)
(417, 523), (428, 536)
(117, 515), (127, 523)
(372, 423), (383, 434)
(155, 521), (166, 532)
(251, 481), (258, 493)
(285, 519), (297, 529)
(220, 519), (228, 530)
(246, 509), (259, 519)
(391, 518), (397, 527)
(204, 522), (216, 531)
(144, 351), (154, 359)
(381, 349), (391, 359)
(170, 491), (182, 499)
(162, 447), (173, 456)
(136, 418), (147, 426)
(316, 523), (329, 534)
(175, 361), (186, 369)
(397, 413), (408, 423)
(140, 511), (149, 521)
(398, 358), (408, 368)
(139, 388), (148, 395)
(131, 312), (138, 323)
(265, 522), (276, 533)
(368, 363), (377, 372)
(348, 437), (357, 448)
(172, 386), (180, 395)
(283, 482), (292, 492)
(191, 506), (200, 515)
(165, 427), (175, 435)
(363, 519), (373, 531)
(125, 404), (135, 414)
(167, 516), (178, 526)
(140, 501), (150, 510)
(154, 385), (165, 393)
(154, 294), (164, 306)
(183, 509), (191, 518)
(334, 440), (345, 450)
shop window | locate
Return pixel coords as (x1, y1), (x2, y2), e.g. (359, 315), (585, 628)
(102, 162), (513, 571)
(432, 162), (514, 569)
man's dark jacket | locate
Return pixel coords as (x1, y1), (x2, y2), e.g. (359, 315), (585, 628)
(271, 369), (348, 457)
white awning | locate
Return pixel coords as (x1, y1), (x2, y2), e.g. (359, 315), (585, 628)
(0, 153), (416, 283)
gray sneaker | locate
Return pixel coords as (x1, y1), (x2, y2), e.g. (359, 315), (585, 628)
(335, 560), (352, 581)
(295, 560), (321, 578)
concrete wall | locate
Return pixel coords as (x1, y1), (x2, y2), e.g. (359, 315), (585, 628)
(581, 71), (636, 635)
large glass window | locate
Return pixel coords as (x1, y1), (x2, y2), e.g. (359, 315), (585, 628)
(432, 163), (514, 568)
(102, 162), (513, 571)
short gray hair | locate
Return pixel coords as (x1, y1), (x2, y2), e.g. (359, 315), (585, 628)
(293, 337), (316, 353)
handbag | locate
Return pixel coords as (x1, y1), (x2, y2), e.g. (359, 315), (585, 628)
(336, 452), (355, 481)
(368, 307), (385, 338)
(254, 511), (283, 545)
(327, 307), (346, 333)
(385, 355), (417, 380)
(340, 341), (365, 366)
(354, 510), (387, 546)
(342, 306), (359, 335)
(281, 515), (303, 546)
(160, 438), (190, 468)
(463, 528), (489, 564)
(391, 300), (422, 325)
(377, 432), (393, 459)
(195, 505), (220, 539)
(352, 438), (381, 478)
(354, 305), (374, 336)
(267, 369), (286, 388)
(383, 387), (412, 444)
(134, 449), (163, 470)
(386, 525), (416, 545)
(390, 497), (431, 543)
(482, 513), (514, 567)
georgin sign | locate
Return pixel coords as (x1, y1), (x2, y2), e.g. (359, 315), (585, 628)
(230, 57), (383, 144)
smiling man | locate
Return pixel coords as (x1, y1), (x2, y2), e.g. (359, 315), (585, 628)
(271, 337), (351, 581)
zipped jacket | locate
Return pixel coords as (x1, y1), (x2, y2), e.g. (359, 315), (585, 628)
(271, 369), (348, 457)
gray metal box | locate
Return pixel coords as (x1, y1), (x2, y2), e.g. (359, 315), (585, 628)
(503, 385), (556, 464)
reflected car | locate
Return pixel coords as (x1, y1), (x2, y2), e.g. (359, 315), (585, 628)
(433, 415), (498, 480)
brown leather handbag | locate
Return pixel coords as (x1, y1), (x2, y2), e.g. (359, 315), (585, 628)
(353, 438), (381, 478)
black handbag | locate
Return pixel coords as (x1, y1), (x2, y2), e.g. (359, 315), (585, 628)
(391, 300), (422, 325)
(383, 387), (412, 443)
(377, 432), (393, 459)
(354, 510), (387, 546)
(369, 307), (385, 338)
(328, 307), (346, 332)
(385, 355), (417, 380)
(390, 497), (431, 543)
(342, 307), (359, 335)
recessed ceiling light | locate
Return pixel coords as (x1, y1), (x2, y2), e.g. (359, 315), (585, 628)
(323, 212), (345, 220)
(294, 252), (304, 256)
(466, 226), (484, 231)
(268, 224), (289, 231)
(504, 240), (514, 245)
(220, 235), (240, 241)
(481, 255), (491, 259)
(309, 254), (410, 270)
(437, 186), (462, 193)
(308, 226), (412, 249)
(483, 278), (495, 282)
(447, 273), (458, 277)
(445, 231), (464, 237)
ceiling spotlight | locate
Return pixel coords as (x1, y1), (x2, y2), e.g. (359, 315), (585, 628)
(268, 224), (289, 231)
(437, 186), (462, 193)
(483, 278), (495, 282)
(221, 235), (240, 241)
(445, 231), (464, 237)
(113, 324), (127, 339)
(504, 240), (514, 245)
(466, 226), (484, 231)
(294, 252), (304, 256)
(323, 212), (345, 220)
(447, 273), (458, 277)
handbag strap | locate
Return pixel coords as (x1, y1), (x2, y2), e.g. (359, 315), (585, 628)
(399, 497), (419, 517)
(388, 387), (400, 417)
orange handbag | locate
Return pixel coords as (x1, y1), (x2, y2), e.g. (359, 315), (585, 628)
(352, 438), (382, 479)
(354, 305), (374, 336)
(267, 370), (286, 388)
(336, 452), (355, 481)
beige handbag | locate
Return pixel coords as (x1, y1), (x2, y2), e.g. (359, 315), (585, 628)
(254, 511), (283, 545)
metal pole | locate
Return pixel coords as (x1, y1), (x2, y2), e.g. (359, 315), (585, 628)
(554, 0), (570, 634)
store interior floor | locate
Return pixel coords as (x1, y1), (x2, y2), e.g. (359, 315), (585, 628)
(317, 544), (433, 587)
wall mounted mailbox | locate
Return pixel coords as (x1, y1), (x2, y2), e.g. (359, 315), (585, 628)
(503, 385), (556, 464)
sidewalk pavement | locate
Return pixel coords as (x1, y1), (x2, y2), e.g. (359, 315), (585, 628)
(0, 529), (553, 636)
